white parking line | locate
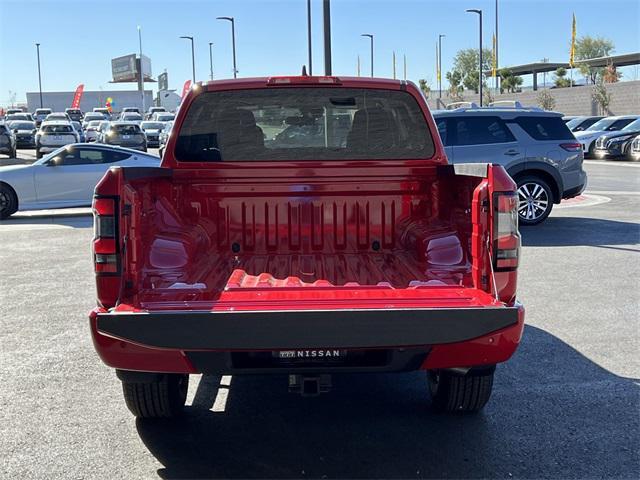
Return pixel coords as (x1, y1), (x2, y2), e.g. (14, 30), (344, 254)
(212, 375), (233, 412)
(185, 374), (202, 406)
(584, 160), (640, 168)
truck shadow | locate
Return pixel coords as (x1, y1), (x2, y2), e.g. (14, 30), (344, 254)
(0, 210), (92, 229)
(521, 216), (640, 248)
(136, 325), (639, 479)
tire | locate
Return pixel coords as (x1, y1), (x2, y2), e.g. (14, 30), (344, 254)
(122, 373), (189, 418)
(428, 368), (494, 413)
(516, 175), (554, 226)
(587, 142), (596, 159)
(0, 183), (18, 219)
(36, 149), (43, 159)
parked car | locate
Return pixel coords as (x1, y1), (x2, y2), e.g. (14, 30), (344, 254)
(100, 121), (147, 151)
(0, 123), (17, 158)
(92, 108), (112, 120)
(5, 112), (34, 123)
(89, 76), (525, 419)
(82, 112), (107, 128)
(565, 116), (604, 132)
(33, 108), (53, 127)
(158, 120), (173, 157)
(7, 120), (37, 148)
(0, 144), (160, 219)
(575, 115), (639, 158)
(5, 108), (24, 116)
(84, 120), (104, 142)
(71, 121), (86, 143)
(96, 121), (111, 142)
(119, 112), (143, 124)
(145, 106), (166, 120)
(35, 121), (79, 158)
(434, 107), (586, 225)
(630, 135), (640, 161)
(152, 112), (175, 122)
(140, 121), (164, 147)
(593, 119), (640, 160)
(122, 107), (141, 114)
(65, 108), (84, 123)
(45, 112), (71, 122)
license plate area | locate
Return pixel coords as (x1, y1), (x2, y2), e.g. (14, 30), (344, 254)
(230, 349), (390, 369)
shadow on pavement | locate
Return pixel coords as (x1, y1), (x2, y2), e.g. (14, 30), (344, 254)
(0, 209), (92, 229)
(521, 216), (640, 248)
(135, 325), (639, 479)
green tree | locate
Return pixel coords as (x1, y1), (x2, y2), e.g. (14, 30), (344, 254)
(537, 89), (556, 111)
(445, 70), (464, 101)
(498, 68), (523, 93)
(575, 36), (615, 84)
(418, 79), (431, 98)
(554, 67), (572, 88)
(449, 48), (493, 93)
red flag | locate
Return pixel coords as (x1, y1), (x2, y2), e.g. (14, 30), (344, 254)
(181, 80), (192, 99)
(71, 84), (84, 109)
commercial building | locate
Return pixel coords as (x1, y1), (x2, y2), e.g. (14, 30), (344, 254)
(26, 90), (154, 114)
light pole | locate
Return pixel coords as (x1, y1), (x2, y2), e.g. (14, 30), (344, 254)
(307, 0), (312, 75)
(217, 16), (237, 78)
(209, 42), (214, 81)
(438, 34), (445, 99)
(35, 43), (43, 108)
(495, 0), (499, 91)
(361, 34), (374, 77)
(323, 0), (332, 75)
(137, 26), (145, 113)
(180, 36), (196, 82)
(466, 9), (483, 106)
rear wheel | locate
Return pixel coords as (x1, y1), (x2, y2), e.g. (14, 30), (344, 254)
(0, 183), (18, 219)
(428, 368), (494, 413)
(121, 373), (189, 418)
(516, 176), (553, 226)
(36, 149), (43, 159)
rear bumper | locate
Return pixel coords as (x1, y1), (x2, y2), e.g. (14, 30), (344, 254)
(90, 303), (525, 374)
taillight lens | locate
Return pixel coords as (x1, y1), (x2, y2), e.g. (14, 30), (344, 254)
(560, 142), (582, 152)
(92, 197), (119, 274)
(493, 192), (520, 270)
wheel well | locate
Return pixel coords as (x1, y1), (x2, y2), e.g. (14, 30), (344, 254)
(0, 181), (19, 208)
(511, 170), (560, 203)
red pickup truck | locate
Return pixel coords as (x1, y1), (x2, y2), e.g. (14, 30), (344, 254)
(89, 76), (524, 418)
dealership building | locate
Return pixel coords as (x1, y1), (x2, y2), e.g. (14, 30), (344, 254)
(25, 90), (155, 114)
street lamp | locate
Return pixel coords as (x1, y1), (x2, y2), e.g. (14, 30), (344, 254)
(35, 43), (43, 108)
(217, 16), (237, 78)
(137, 26), (145, 113)
(209, 42), (214, 81)
(307, 0), (312, 75)
(438, 34), (445, 99)
(361, 33), (374, 77)
(466, 9), (483, 106)
(180, 36), (196, 83)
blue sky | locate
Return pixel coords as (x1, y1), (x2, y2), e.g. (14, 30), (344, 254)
(1, 0), (638, 105)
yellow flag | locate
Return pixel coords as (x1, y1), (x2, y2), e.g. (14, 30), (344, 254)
(436, 42), (441, 82)
(569, 13), (576, 67)
(492, 34), (497, 77)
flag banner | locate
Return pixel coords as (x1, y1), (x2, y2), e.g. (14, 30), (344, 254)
(181, 80), (192, 99)
(71, 84), (84, 109)
(569, 13), (577, 67)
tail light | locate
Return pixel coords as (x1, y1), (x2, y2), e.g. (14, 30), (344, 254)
(560, 142), (582, 152)
(92, 197), (119, 274)
(493, 192), (520, 270)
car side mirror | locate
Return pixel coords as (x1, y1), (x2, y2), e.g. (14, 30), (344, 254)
(47, 156), (62, 167)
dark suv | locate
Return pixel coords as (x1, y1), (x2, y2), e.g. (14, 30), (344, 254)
(434, 107), (586, 225)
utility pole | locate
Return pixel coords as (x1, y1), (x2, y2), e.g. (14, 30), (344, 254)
(137, 26), (145, 113)
(217, 17), (237, 78)
(323, 0), (332, 75)
(180, 36), (196, 82)
(357, 55), (361, 76)
(392, 51), (396, 79)
(495, 0), (499, 92)
(361, 34), (374, 77)
(466, 9), (483, 106)
(307, 0), (313, 75)
(438, 34), (445, 99)
(35, 43), (43, 108)
(403, 54), (407, 80)
(209, 42), (214, 80)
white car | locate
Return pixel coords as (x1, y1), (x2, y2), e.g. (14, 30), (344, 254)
(44, 112), (71, 122)
(575, 115), (639, 158)
(152, 112), (175, 123)
(0, 144), (160, 219)
(35, 121), (79, 158)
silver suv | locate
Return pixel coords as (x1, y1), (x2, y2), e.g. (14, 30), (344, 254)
(433, 107), (586, 225)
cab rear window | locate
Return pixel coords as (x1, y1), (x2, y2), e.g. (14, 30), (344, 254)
(175, 87), (434, 162)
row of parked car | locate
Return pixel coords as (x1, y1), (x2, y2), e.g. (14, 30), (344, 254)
(0, 106), (175, 159)
(562, 114), (640, 161)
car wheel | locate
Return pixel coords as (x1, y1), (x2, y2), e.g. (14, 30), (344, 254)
(587, 142), (596, 159)
(36, 150), (43, 159)
(121, 373), (188, 418)
(516, 176), (554, 226)
(428, 368), (494, 413)
(0, 183), (19, 219)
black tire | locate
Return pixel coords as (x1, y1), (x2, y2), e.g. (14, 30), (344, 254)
(516, 175), (554, 226)
(122, 373), (188, 418)
(428, 368), (494, 413)
(586, 142), (596, 159)
(0, 183), (18, 219)
(36, 149), (43, 159)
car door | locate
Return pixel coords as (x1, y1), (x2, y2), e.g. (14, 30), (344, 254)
(33, 147), (116, 205)
(448, 116), (524, 169)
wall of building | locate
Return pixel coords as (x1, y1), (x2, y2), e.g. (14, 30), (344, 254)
(425, 80), (640, 116)
(26, 90), (154, 113)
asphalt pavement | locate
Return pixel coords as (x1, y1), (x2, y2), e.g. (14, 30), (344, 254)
(0, 159), (638, 479)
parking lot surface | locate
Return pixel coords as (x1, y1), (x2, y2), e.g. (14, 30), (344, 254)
(0, 159), (638, 479)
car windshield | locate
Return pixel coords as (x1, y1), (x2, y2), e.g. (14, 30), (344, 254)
(123, 114), (142, 120)
(35, 110), (51, 115)
(42, 124), (73, 133)
(622, 119), (640, 131)
(113, 124), (141, 134)
(87, 121), (102, 127)
(156, 114), (175, 121)
(586, 118), (633, 131)
(565, 117), (586, 129)
(141, 122), (164, 130)
(7, 114), (29, 120)
(9, 121), (35, 129)
(85, 114), (105, 120)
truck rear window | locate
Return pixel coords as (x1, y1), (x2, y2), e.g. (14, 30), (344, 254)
(175, 88), (435, 161)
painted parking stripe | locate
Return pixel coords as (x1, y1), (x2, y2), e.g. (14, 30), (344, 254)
(556, 194), (611, 209)
(212, 375), (233, 412)
(583, 160), (640, 168)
